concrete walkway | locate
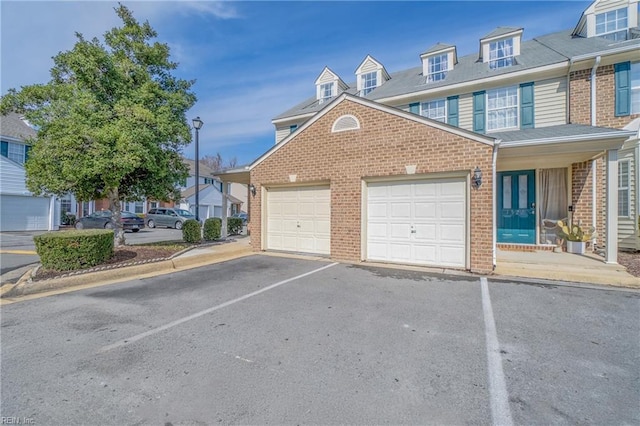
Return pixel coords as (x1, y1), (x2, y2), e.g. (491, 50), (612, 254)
(495, 249), (639, 288)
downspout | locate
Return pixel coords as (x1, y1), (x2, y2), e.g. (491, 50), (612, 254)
(492, 139), (501, 270)
(567, 58), (574, 123)
(590, 56), (600, 247)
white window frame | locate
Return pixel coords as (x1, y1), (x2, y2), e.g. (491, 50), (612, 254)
(319, 82), (334, 103)
(618, 159), (631, 217)
(489, 38), (514, 70)
(420, 99), (446, 122)
(486, 86), (519, 131)
(596, 7), (628, 40)
(427, 54), (448, 82)
(631, 62), (640, 115)
(361, 71), (377, 95)
(7, 142), (25, 164)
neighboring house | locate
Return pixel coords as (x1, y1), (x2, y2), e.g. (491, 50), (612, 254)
(0, 113), (59, 231)
(217, 0), (640, 272)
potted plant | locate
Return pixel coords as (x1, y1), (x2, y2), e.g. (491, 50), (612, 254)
(556, 220), (596, 254)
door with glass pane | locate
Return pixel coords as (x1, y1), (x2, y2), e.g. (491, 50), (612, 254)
(497, 170), (536, 244)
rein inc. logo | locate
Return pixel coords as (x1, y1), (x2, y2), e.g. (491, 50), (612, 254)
(0, 418), (35, 425)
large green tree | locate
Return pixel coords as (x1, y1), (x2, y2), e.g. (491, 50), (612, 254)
(1, 5), (196, 245)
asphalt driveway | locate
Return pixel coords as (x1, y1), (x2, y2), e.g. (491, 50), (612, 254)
(1, 255), (638, 424)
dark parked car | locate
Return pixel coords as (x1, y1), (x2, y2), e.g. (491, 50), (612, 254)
(145, 208), (196, 230)
(74, 210), (145, 232)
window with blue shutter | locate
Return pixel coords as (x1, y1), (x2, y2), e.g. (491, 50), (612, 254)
(615, 62), (631, 117)
(473, 91), (486, 133)
(409, 102), (420, 114)
(0, 141), (7, 158)
(289, 124), (298, 134)
(520, 82), (534, 129)
(447, 96), (459, 127)
(25, 145), (32, 162)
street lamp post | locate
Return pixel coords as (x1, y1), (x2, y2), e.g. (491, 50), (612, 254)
(192, 116), (204, 222)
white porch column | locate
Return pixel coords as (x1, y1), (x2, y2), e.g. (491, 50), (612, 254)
(605, 149), (618, 264)
(221, 182), (228, 239)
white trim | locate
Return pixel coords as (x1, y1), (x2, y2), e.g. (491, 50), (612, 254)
(253, 93), (495, 171)
(331, 114), (361, 132)
(272, 112), (315, 125)
(605, 149), (619, 263)
(618, 158), (632, 217)
(499, 130), (636, 148)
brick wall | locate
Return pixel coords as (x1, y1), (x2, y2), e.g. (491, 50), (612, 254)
(250, 99), (495, 273)
(569, 64), (640, 127)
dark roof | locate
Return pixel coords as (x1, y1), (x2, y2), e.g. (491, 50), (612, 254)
(481, 26), (522, 40)
(183, 159), (220, 178)
(181, 183), (211, 199)
(491, 124), (634, 143)
(273, 28), (640, 122)
(0, 113), (37, 140)
(422, 42), (456, 56)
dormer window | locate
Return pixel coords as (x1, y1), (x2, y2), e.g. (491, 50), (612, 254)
(427, 54), (448, 82)
(355, 55), (390, 96)
(596, 7), (628, 40)
(315, 67), (347, 104)
(489, 38), (514, 69)
(480, 27), (522, 70)
(361, 72), (377, 95)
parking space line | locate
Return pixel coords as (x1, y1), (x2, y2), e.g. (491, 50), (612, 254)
(99, 262), (339, 353)
(480, 277), (513, 426)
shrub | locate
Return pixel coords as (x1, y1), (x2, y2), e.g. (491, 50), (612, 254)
(61, 212), (76, 226)
(203, 217), (222, 241)
(34, 229), (114, 271)
(182, 219), (202, 243)
(227, 217), (243, 235)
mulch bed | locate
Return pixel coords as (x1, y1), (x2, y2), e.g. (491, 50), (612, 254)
(34, 245), (187, 281)
(618, 251), (640, 277)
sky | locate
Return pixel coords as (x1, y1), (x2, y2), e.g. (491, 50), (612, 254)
(1, 0), (592, 167)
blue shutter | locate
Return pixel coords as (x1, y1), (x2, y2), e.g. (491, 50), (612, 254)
(447, 96), (459, 127)
(473, 91), (486, 133)
(409, 102), (420, 115)
(520, 82), (534, 129)
(289, 124), (298, 134)
(24, 145), (32, 162)
(615, 62), (631, 117)
(1, 141), (7, 158)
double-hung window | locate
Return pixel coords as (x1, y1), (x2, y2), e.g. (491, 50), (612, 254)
(420, 99), (446, 122)
(489, 38), (514, 69)
(487, 86), (518, 131)
(631, 62), (640, 114)
(427, 54), (448, 82)
(320, 82), (334, 103)
(596, 7), (628, 41)
(7, 142), (26, 164)
(361, 72), (377, 95)
(618, 160), (630, 217)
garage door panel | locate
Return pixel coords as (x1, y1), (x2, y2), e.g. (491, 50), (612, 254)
(367, 179), (466, 268)
(0, 195), (50, 231)
(266, 186), (330, 255)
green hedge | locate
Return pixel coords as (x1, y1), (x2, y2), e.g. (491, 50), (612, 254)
(203, 217), (221, 241)
(182, 219), (202, 243)
(34, 230), (114, 271)
(227, 217), (243, 235)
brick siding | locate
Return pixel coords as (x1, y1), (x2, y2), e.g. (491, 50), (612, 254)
(250, 99), (495, 273)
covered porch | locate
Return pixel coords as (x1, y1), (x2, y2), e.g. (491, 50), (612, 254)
(492, 124), (636, 265)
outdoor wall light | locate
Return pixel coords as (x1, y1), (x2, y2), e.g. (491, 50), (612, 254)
(472, 166), (482, 189)
(249, 184), (256, 197)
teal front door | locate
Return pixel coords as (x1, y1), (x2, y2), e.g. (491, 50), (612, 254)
(497, 170), (536, 244)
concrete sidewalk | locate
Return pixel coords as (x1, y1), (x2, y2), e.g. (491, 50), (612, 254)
(1, 238), (254, 300)
(495, 249), (640, 288)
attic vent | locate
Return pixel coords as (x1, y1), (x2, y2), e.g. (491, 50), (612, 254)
(331, 115), (360, 133)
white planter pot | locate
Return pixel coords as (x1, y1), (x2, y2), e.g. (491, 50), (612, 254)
(566, 240), (586, 254)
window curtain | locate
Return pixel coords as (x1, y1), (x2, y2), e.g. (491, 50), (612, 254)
(539, 168), (568, 244)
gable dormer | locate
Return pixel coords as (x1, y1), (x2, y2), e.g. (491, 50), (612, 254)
(314, 67), (348, 104)
(573, 0), (639, 40)
(355, 55), (390, 96)
(479, 27), (523, 70)
(420, 43), (457, 83)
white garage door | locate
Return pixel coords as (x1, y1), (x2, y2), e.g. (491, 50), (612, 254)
(0, 194), (51, 231)
(266, 186), (330, 255)
(367, 178), (467, 268)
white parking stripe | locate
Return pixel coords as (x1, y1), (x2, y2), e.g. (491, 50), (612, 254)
(481, 277), (513, 426)
(99, 262), (339, 353)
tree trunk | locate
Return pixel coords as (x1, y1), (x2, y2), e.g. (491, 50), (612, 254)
(108, 189), (125, 247)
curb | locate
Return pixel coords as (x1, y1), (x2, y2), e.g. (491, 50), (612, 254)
(2, 245), (253, 299)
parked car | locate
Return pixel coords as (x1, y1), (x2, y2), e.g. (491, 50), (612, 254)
(146, 208), (196, 230)
(232, 212), (248, 224)
(74, 210), (145, 232)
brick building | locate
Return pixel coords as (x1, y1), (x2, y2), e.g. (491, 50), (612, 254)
(218, 0), (640, 272)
